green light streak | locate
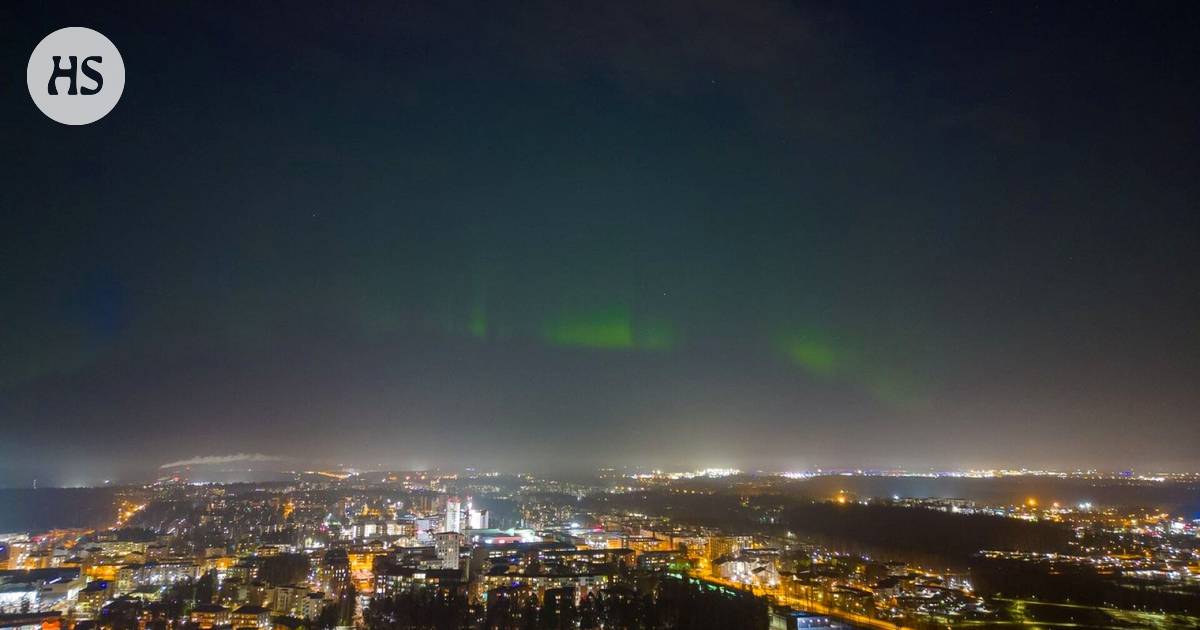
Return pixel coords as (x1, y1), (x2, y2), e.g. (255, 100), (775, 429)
(776, 330), (841, 377)
(775, 326), (924, 408)
(542, 304), (634, 349)
(468, 300), (488, 339)
(541, 303), (679, 351)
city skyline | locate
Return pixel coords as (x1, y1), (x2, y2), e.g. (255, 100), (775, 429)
(2, 467), (1197, 629)
(20, 463), (1200, 493)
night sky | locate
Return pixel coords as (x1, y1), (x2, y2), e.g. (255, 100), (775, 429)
(2, 2), (1199, 486)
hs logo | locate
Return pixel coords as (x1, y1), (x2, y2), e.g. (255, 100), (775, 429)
(27, 27), (125, 125)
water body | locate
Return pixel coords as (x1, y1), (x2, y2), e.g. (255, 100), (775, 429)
(0, 487), (118, 532)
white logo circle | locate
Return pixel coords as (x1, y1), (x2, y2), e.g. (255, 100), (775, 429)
(27, 27), (125, 125)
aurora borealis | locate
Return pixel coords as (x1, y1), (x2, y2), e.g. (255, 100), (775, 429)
(1, 1), (1199, 485)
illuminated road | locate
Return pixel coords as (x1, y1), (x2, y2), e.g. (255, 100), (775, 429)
(694, 572), (909, 630)
(977, 598), (1200, 629)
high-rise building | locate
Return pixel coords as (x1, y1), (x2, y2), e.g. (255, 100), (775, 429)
(467, 506), (489, 530)
(433, 532), (464, 570)
(445, 497), (462, 534)
(318, 548), (350, 596)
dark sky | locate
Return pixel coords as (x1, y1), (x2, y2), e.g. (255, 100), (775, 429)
(2, 1), (1198, 486)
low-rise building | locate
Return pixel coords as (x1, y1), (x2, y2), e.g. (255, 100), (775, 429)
(75, 581), (112, 619)
(299, 593), (325, 620)
(373, 567), (465, 598)
(190, 603), (230, 629)
(0, 611), (62, 630)
(231, 604), (272, 630)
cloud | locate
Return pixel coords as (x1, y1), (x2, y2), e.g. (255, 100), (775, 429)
(160, 453), (284, 469)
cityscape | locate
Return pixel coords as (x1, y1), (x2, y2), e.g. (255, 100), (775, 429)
(4, 1), (1200, 629)
(2, 468), (1198, 629)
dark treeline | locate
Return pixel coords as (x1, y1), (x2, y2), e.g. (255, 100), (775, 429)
(971, 558), (1200, 615)
(315, 586), (358, 629)
(366, 590), (471, 629)
(365, 577), (767, 630)
(779, 502), (1071, 561)
(585, 490), (1070, 565)
(96, 596), (176, 630)
(256, 553), (312, 586)
(638, 578), (768, 630)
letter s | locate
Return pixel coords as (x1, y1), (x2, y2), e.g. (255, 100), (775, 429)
(80, 56), (103, 95)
